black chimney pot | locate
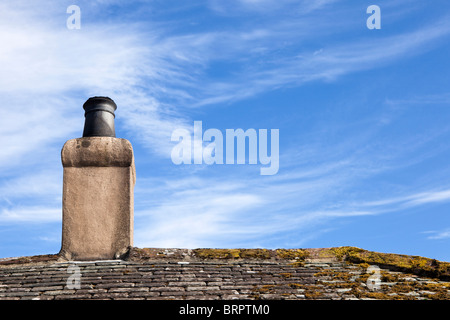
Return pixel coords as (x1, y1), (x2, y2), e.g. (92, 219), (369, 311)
(82, 97), (117, 137)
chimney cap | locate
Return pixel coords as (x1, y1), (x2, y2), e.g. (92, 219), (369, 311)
(82, 96), (117, 137)
(83, 96), (117, 117)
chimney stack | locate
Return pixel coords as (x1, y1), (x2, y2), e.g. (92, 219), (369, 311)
(60, 97), (135, 261)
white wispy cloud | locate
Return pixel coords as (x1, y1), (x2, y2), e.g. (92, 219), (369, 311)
(208, 0), (340, 15)
(132, 155), (374, 248)
(172, 14), (450, 108)
(385, 93), (450, 106)
(361, 189), (450, 211)
(0, 1), (192, 163)
(0, 207), (61, 223)
(422, 228), (450, 240)
(0, 170), (61, 199)
(134, 171), (450, 248)
(134, 177), (266, 248)
(134, 125), (450, 249)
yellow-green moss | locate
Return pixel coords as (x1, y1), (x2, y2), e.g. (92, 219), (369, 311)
(192, 248), (313, 260)
(197, 249), (240, 259)
(381, 271), (399, 282)
(358, 262), (370, 269)
(240, 249), (272, 259)
(288, 262), (305, 267)
(319, 246), (450, 280)
(358, 272), (371, 283)
(350, 286), (423, 300)
(250, 284), (276, 299)
(350, 288), (394, 300)
(390, 282), (418, 293)
(320, 281), (358, 289)
(193, 248), (271, 259)
(288, 283), (305, 289)
(422, 282), (450, 290)
(326, 247), (366, 261)
(257, 285), (276, 293)
(314, 269), (353, 281)
(423, 292), (449, 300)
(279, 272), (292, 279)
(276, 249), (309, 260)
(303, 289), (324, 299)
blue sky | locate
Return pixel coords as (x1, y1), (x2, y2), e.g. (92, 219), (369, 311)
(1, 0), (450, 261)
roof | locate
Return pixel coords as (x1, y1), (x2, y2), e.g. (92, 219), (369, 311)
(0, 247), (449, 300)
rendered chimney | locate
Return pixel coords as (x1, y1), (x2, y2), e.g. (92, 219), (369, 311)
(60, 97), (135, 261)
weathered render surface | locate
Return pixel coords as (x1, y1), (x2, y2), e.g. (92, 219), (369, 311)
(60, 137), (135, 261)
(0, 247), (449, 300)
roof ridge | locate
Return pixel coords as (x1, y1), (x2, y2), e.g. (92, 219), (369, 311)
(1, 246), (449, 281)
